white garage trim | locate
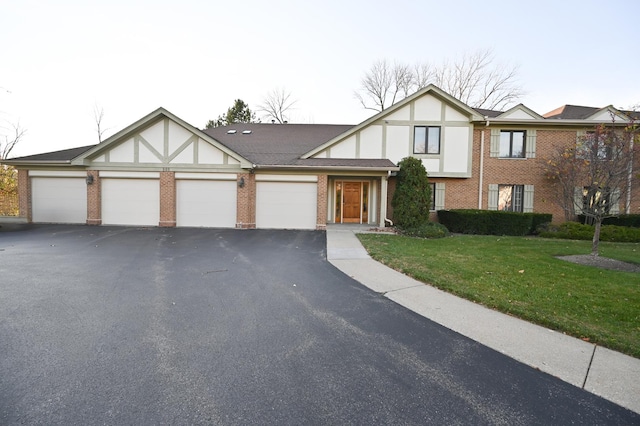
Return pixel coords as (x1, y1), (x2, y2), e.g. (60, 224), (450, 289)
(31, 177), (87, 223)
(176, 179), (237, 228)
(256, 181), (317, 229)
(102, 179), (159, 226)
(175, 172), (237, 180)
(29, 171), (87, 177)
(99, 171), (160, 178)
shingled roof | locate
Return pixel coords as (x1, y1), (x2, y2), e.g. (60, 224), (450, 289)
(7, 145), (95, 162)
(543, 105), (600, 119)
(203, 123), (355, 166)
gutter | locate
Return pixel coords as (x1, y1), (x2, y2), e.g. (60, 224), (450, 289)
(251, 164), (400, 172)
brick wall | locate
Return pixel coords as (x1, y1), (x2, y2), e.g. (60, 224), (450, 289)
(17, 169), (30, 221)
(236, 173), (256, 228)
(316, 174), (327, 230)
(159, 171), (176, 227)
(86, 170), (101, 225)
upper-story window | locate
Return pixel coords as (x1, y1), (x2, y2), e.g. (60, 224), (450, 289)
(414, 126), (441, 154)
(500, 130), (526, 158)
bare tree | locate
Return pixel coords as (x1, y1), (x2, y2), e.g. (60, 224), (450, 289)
(355, 49), (524, 112)
(0, 122), (26, 216)
(355, 59), (410, 112)
(0, 122), (25, 160)
(258, 88), (297, 124)
(93, 104), (109, 143)
(544, 117), (640, 256)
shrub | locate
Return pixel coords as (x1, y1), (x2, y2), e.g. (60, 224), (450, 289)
(539, 222), (640, 242)
(437, 209), (545, 236)
(577, 214), (640, 228)
(391, 157), (431, 230)
(401, 222), (450, 239)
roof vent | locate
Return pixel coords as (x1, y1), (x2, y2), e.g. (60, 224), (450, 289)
(227, 129), (237, 134)
(242, 130), (252, 134)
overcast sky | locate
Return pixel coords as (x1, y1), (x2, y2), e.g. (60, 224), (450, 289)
(2, 0), (639, 157)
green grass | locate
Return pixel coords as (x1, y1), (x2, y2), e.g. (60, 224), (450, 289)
(357, 234), (640, 358)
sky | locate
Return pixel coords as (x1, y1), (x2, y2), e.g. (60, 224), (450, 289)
(1, 0), (639, 157)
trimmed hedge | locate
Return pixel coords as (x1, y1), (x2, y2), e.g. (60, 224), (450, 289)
(577, 214), (640, 228)
(437, 209), (552, 236)
(539, 222), (640, 242)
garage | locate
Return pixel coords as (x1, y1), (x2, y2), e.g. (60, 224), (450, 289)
(101, 176), (159, 226)
(256, 176), (317, 229)
(176, 176), (237, 228)
(31, 175), (87, 223)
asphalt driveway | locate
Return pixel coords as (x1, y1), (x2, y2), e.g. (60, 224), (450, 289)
(0, 225), (637, 425)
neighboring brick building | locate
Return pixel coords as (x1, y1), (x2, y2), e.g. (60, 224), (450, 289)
(3, 85), (638, 229)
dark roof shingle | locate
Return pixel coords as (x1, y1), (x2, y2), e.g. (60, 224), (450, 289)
(203, 123), (354, 165)
(8, 145), (96, 162)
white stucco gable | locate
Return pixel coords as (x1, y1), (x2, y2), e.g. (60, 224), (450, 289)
(496, 104), (544, 120)
(303, 85), (481, 178)
(72, 108), (250, 170)
(585, 106), (630, 123)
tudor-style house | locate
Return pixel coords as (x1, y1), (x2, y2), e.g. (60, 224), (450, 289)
(3, 85), (638, 229)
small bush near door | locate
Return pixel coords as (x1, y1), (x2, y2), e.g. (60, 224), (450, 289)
(391, 157), (431, 230)
(400, 222), (450, 239)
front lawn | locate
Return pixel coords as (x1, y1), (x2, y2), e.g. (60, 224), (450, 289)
(357, 234), (640, 359)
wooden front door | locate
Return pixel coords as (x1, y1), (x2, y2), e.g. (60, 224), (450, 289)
(342, 182), (362, 223)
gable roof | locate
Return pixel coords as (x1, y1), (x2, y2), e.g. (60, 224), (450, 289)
(543, 104), (601, 119)
(72, 107), (251, 167)
(200, 124), (398, 170)
(203, 123), (355, 166)
(5, 145), (95, 164)
(302, 84), (485, 159)
(474, 107), (503, 118)
(496, 103), (544, 120)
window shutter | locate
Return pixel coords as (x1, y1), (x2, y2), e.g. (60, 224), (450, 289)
(435, 182), (445, 210)
(610, 188), (621, 215)
(490, 129), (500, 157)
(523, 185), (534, 212)
(574, 187), (584, 215)
(488, 184), (498, 210)
(525, 130), (536, 158)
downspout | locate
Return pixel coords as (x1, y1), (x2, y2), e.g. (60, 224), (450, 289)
(626, 136), (634, 214)
(384, 170), (393, 226)
(478, 118), (488, 209)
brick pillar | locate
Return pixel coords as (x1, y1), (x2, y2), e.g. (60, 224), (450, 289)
(236, 173), (256, 229)
(316, 174), (328, 230)
(17, 169), (30, 222)
(159, 171), (176, 227)
(86, 170), (101, 225)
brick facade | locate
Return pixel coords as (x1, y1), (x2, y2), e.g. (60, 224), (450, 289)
(17, 169), (30, 221)
(159, 171), (176, 227)
(236, 173), (256, 229)
(316, 174), (328, 230)
(86, 170), (101, 225)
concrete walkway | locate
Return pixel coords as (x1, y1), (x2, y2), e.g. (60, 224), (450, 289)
(326, 225), (640, 414)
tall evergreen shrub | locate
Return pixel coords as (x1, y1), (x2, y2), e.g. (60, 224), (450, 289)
(391, 157), (431, 229)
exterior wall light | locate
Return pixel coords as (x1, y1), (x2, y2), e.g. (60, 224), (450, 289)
(86, 174), (94, 185)
(238, 177), (245, 188)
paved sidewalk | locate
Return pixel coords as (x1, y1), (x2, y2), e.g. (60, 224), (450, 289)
(326, 226), (640, 414)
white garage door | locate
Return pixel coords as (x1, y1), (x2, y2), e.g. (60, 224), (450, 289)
(31, 177), (87, 223)
(256, 182), (317, 229)
(176, 180), (236, 228)
(102, 179), (159, 226)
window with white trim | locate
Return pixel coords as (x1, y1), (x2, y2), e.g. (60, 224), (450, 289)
(414, 126), (441, 154)
(499, 131), (526, 158)
(488, 184), (534, 212)
(499, 184), (524, 212)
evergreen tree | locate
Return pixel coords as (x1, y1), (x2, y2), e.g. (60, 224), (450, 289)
(391, 157), (431, 229)
(205, 99), (258, 129)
